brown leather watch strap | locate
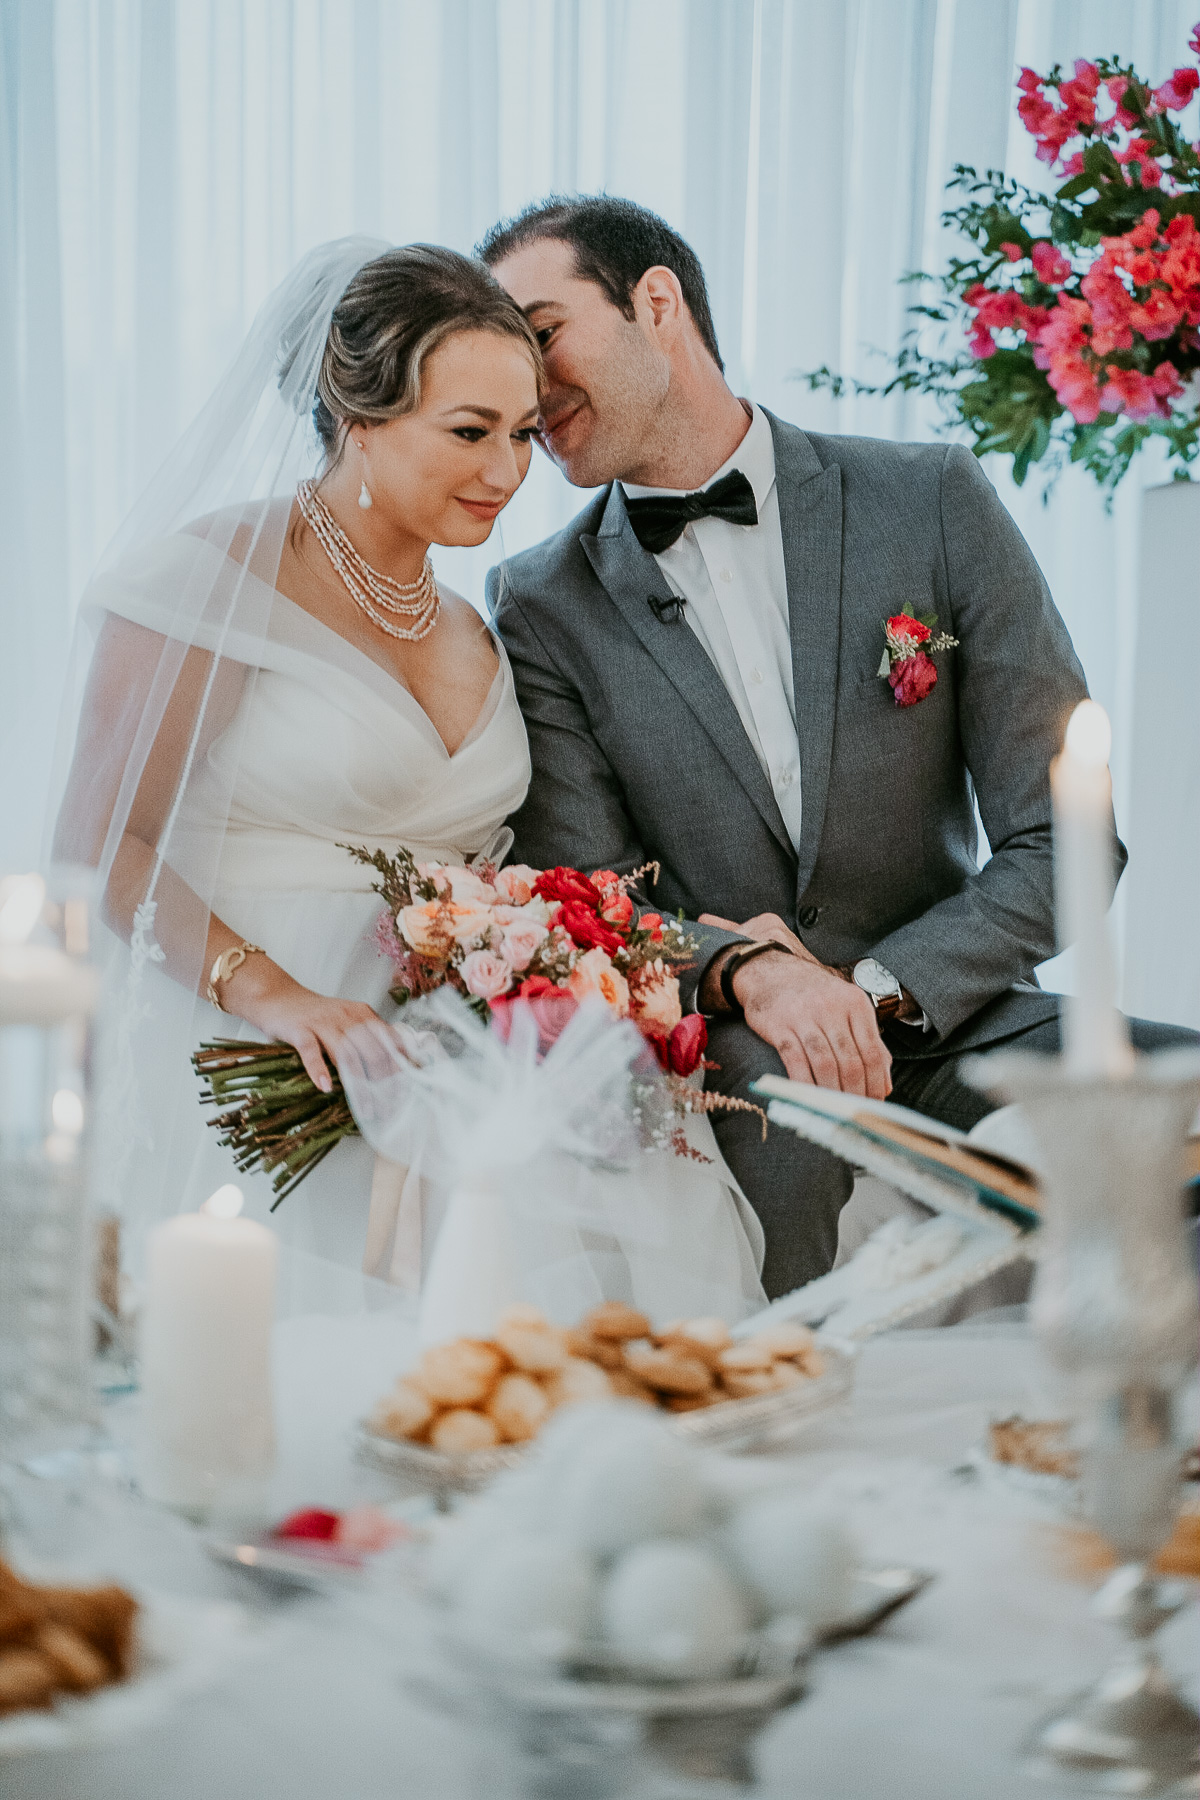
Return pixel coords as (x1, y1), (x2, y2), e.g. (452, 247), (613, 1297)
(834, 963), (911, 1024)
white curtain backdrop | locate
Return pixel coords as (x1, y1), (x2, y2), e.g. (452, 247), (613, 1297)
(2, 0), (1196, 1022)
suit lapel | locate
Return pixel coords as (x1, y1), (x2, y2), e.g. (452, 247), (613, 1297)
(581, 486), (792, 855)
(767, 413), (844, 896)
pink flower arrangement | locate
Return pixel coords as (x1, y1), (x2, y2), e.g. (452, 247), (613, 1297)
(803, 22), (1200, 493)
(348, 843), (711, 1083)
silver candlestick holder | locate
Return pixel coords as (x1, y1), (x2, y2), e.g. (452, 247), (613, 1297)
(973, 1047), (1200, 1794)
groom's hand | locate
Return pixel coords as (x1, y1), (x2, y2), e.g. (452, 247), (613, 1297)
(699, 914), (892, 1100)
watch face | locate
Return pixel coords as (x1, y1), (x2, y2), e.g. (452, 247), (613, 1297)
(853, 958), (900, 1000)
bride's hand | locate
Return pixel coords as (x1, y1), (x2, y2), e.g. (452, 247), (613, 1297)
(219, 959), (382, 1092)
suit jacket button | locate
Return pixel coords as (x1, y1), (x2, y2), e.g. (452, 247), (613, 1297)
(798, 906), (820, 929)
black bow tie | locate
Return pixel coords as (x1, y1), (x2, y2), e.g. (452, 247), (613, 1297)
(624, 469), (758, 553)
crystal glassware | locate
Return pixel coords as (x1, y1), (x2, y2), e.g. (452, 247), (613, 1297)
(0, 870), (100, 1462)
(975, 1047), (1200, 1793)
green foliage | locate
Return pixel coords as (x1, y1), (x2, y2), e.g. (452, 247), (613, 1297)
(797, 61), (1200, 504)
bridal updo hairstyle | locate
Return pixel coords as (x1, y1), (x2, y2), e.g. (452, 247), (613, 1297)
(304, 245), (543, 461)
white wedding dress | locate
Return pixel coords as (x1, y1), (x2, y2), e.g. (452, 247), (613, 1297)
(97, 533), (766, 1313)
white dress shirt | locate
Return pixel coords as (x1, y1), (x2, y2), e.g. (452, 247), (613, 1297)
(624, 406), (928, 1027)
(622, 404), (804, 851)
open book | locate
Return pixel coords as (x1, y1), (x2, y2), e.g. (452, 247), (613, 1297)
(752, 1077), (1042, 1233)
(740, 1078), (1199, 1342)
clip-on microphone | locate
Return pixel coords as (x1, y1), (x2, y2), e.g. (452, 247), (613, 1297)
(648, 593), (686, 624)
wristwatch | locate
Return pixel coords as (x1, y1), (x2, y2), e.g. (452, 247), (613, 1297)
(718, 939), (794, 1016)
(847, 957), (906, 1023)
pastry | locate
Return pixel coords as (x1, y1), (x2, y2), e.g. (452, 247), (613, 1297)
(0, 1561), (139, 1712)
(369, 1379), (435, 1442)
(989, 1416), (1079, 1479)
(565, 1328), (624, 1369)
(606, 1370), (657, 1405)
(413, 1339), (504, 1408)
(0, 1647), (58, 1714)
(38, 1586), (139, 1680)
(583, 1301), (651, 1341)
(34, 1622), (111, 1693)
(720, 1367), (787, 1400)
(487, 1372), (551, 1442)
(545, 1357), (613, 1408)
(750, 1322), (816, 1359)
(624, 1346), (713, 1397)
(429, 1409), (502, 1453)
(717, 1341), (776, 1375)
(496, 1317), (572, 1368)
(672, 1317), (733, 1351)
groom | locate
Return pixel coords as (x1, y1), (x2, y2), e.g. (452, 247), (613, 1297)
(480, 195), (1196, 1297)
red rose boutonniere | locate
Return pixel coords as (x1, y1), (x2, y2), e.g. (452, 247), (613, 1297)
(878, 603), (959, 708)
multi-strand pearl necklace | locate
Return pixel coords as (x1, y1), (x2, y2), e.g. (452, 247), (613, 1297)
(296, 478), (442, 642)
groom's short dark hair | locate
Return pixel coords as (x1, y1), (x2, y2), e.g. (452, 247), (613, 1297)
(477, 196), (723, 372)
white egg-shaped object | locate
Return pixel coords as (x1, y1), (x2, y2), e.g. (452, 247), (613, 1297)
(425, 1493), (522, 1604)
(727, 1493), (858, 1628)
(601, 1538), (753, 1678)
(554, 1409), (711, 1555)
(457, 1531), (601, 1653)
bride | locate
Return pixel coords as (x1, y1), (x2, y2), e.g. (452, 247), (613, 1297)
(52, 237), (765, 1315)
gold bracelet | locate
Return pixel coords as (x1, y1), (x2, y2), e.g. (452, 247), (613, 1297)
(206, 942), (264, 1012)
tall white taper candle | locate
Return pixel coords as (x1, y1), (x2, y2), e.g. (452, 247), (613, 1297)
(140, 1184), (278, 1512)
(1050, 701), (1133, 1078)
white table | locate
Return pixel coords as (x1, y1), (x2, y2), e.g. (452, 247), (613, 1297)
(5, 1322), (1198, 1800)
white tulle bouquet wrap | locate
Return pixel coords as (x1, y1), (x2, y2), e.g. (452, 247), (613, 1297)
(339, 991), (762, 1342)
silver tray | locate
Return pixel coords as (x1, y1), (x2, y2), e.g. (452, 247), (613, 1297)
(407, 1560), (931, 1784)
(355, 1340), (856, 1497)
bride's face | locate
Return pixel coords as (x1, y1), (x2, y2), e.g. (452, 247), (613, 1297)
(359, 329), (540, 546)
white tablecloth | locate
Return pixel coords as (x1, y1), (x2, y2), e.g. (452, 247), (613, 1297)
(4, 1322), (1198, 1800)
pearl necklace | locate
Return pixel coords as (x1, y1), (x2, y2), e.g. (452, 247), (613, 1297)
(296, 478), (442, 642)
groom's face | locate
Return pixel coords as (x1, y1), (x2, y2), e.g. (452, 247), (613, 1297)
(490, 237), (668, 488)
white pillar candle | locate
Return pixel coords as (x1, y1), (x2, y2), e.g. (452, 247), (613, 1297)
(140, 1185), (278, 1512)
(1051, 702), (1133, 1078)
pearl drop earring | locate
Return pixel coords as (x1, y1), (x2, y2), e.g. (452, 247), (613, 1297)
(356, 443), (372, 510)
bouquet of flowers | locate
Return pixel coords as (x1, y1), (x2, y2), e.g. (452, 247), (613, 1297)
(194, 848), (755, 1204)
(803, 24), (1200, 494)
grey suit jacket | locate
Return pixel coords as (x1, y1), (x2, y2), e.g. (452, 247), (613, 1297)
(487, 414), (1125, 1056)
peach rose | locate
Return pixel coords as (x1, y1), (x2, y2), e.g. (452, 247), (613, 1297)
(494, 864), (540, 906)
(630, 968), (682, 1034)
(500, 918), (549, 973)
(568, 946), (630, 1017)
(396, 903), (449, 955)
(397, 900), (493, 954)
(416, 863), (496, 904)
(459, 949), (514, 1000)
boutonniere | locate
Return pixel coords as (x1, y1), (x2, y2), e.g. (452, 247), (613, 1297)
(877, 603), (959, 708)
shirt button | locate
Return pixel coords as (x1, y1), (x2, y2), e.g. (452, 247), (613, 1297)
(748, 666), (763, 685)
(776, 770), (794, 789)
(718, 568), (733, 583)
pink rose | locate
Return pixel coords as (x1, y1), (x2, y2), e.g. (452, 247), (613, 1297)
(499, 918), (549, 973)
(629, 967), (683, 1034)
(889, 652), (939, 708)
(568, 946), (630, 1017)
(459, 949), (514, 1000)
(494, 864), (540, 906)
